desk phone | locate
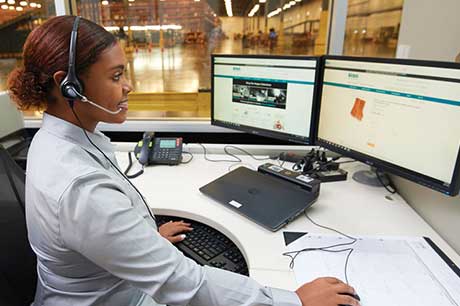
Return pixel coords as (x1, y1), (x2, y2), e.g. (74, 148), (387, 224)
(134, 133), (183, 165)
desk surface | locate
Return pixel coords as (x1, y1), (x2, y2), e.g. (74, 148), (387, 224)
(115, 143), (460, 291)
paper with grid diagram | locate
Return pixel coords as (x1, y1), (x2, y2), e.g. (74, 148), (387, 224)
(286, 234), (460, 306)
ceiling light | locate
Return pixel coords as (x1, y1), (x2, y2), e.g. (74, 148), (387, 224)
(36, 2), (40, 7)
(289, 1), (295, 5)
(268, 8), (281, 17)
(29, 2), (36, 7)
(259, 0), (266, 2)
(248, 3), (259, 17)
(0, 0), (6, 3)
(9, 5), (14, 9)
(1, 4), (8, 8)
(15, 5), (22, 10)
(104, 26), (118, 31)
(19, 0), (26, 5)
(224, 0), (232, 17)
(101, 0), (108, 5)
(7, 0), (14, 4)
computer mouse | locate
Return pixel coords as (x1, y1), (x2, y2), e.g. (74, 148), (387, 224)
(338, 292), (360, 306)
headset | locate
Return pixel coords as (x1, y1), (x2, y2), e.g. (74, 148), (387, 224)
(60, 16), (122, 115)
(61, 16), (156, 222)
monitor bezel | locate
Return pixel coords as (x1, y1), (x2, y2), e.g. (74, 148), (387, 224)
(211, 54), (321, 145)
(317, 55), (460, 196)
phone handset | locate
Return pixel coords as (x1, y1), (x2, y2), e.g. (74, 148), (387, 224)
(138, 132), (155, 166)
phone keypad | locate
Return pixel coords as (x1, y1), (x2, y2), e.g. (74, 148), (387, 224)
(153, 149), (179, 162)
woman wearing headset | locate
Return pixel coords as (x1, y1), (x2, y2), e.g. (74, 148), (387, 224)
(7, 16), (359, 306)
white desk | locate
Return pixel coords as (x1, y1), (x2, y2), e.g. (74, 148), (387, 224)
(115, 143), (460, 291)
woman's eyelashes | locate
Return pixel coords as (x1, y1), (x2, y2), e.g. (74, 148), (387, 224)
(113, 72), (122, 81)
(113, 68), (128, 82)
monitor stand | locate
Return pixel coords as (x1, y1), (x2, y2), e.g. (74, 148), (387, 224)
(352, 167), (390, 187)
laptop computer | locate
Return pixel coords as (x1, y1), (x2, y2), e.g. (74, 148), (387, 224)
(199, 166), (319, 231)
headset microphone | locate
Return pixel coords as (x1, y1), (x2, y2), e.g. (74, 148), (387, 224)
(73, 90), (123, 115)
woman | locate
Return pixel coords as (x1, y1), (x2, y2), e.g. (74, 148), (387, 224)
(7, 16), (359, 306)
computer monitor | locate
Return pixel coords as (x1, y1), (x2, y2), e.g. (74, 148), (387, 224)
(211, 55), (320, 144)
(317, 56), (460, 196)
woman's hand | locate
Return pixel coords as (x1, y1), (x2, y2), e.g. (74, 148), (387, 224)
(159, 220), (193, 244)
(295, 277), (360, 306)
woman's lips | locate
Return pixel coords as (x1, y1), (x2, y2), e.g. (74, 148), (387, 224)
(118, 100), (128, 110)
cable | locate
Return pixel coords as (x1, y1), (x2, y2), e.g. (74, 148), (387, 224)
(198, 143), (241, 162)
(223, 145), (271, 161)
(304, 212), (357, 241)
(181, 151), (193, 164)
(70, 105), (156, 222)
(292, 159), (304, 171)
(305, 155), (342, 174)
(125, 150), (192, 176)
(124, 151), (144, 179)
(305, 212), (357, 285)
(282, 212), (357, 285)
(376, 171), (397, 194)
(277, 156), (285, 168)
(198, 144), (273, 164)
(343, 249), (354, 285)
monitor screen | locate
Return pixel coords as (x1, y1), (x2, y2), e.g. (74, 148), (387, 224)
(318, 56), (460, 195)
(211, 55), (320, 144)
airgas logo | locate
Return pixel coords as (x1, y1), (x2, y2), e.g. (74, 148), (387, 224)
(233, 67), (241, 71)
(348, 73), (359, 79)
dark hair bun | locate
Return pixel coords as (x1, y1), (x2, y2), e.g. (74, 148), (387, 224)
(7, 68), (52, 111)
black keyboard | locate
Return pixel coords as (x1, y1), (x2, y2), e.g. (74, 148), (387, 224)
(155, 215), (249, 276)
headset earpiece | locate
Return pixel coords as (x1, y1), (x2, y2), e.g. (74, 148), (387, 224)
(60, 78), (83, 100)
(60, 76), (83, 100)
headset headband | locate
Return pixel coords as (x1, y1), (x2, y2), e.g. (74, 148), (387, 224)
(61, 16), (83, 100)
(67, 16), (80, 83)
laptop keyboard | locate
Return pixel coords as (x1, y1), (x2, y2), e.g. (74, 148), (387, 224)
(155, 215), (249, 276)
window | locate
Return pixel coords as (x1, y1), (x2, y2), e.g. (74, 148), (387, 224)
(0, 1), (55, 94)
(343, 0), (403, 58)
(76, 0), (330, 119)
(1, 1), (407, 121)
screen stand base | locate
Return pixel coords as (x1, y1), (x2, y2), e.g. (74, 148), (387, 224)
(352, 168), (389, 187)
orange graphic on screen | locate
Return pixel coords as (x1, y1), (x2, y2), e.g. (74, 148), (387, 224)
(350, 98), (366, 121)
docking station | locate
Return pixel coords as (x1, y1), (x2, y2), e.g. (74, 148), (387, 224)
(258, 163), (321, 194)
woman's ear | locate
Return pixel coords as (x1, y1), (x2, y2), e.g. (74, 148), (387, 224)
(53, 71), (67, 88)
